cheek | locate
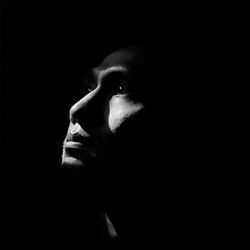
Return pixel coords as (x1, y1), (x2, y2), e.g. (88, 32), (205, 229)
(108, 99), (144, 133)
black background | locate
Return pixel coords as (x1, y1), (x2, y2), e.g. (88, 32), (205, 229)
(2, 1), (250, 249)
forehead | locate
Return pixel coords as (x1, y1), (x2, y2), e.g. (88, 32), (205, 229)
(96, 47), (149, 73)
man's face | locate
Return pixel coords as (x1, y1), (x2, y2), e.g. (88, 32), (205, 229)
(61, 47), (150, 169)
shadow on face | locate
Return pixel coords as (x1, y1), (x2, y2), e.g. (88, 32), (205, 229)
(60, 46), (193, 203)
(58, 47), (153, 192)
(55, 45), (214, 249)
(61, 46), (159, 167)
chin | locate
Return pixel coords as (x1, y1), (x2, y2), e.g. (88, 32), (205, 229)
(61, 151), (87, 169)
(61, 157), (86, 168)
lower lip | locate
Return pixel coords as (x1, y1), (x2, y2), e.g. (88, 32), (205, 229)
(64, 141), (90, 159)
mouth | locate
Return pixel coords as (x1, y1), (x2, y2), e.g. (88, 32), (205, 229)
(64, 132), (97, 160)
(63, 121), (102, 162)
(65, 141), (87, 150)
(64, 143), (89, 160)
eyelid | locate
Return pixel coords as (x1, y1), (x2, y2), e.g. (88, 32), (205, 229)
(102, 72), (128, 83)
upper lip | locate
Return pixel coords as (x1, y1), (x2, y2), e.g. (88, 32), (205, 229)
(66, 133), (90, 146)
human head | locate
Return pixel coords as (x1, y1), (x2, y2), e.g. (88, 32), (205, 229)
(61, 46), (159, 169)
(59, 45), (189, 207)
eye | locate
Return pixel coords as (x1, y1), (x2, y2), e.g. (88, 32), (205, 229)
(101, 72), (130, 96)
(114, 81), (129, 95)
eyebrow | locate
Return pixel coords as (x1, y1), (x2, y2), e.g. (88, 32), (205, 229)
(83, 66), (128, 86)
(93, 66), (128, 81)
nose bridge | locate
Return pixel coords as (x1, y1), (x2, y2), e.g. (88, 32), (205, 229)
(69, 88), (104, 126)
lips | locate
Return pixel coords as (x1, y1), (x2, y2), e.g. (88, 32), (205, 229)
(65, 132), (91, 149)
(63, 122), (99, 161)
(64, 129), (98, 160)
(65, 141), (86, 149)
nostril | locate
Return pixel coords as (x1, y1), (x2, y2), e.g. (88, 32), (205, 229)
(70, 123), (82, 134)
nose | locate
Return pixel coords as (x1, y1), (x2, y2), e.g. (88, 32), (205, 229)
(69, 88), (106, 132)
